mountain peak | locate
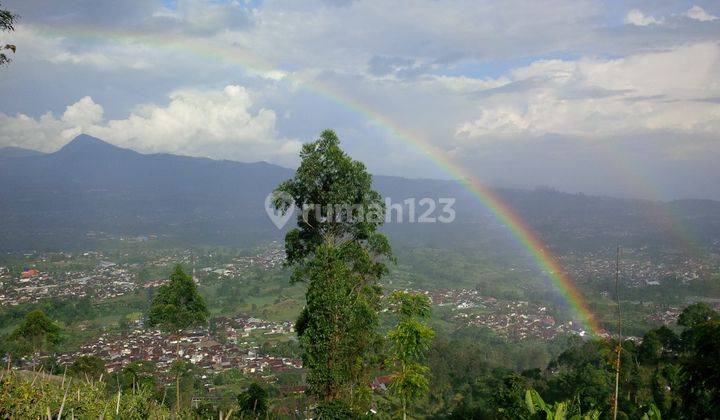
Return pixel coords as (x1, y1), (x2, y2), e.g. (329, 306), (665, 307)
(55, 134), (134, 158)
(60, 134), (115, 150)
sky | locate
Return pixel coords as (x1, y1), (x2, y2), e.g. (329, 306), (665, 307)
(0, 0), (719, 200)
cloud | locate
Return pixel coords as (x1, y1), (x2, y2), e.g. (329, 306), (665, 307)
(624, 9), (664, 26)
(0, 85), (301, 163)
(61, 96), (104, 126)
(367, 55), (417, 77)
(684, 5), (718, 22)
(221, 0), (604, 74)
(5, 0), (250, 35)
(3, 26), (156, 70)
(455, 43), (720, 139)
(3, 0), (720, 199)
(150, 0), (252, 35)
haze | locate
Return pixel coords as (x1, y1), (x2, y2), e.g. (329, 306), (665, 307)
(1, 0), (719, 199)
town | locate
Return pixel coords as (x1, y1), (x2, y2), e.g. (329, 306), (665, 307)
(55, 313), (301, 391)
(560, 247), (716, 288)
(2, 243), (719, 390)
(0, 245), (287, 306)
(397, 288), (589, 339)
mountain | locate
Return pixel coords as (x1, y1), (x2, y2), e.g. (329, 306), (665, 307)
(0, 135), (299, 249)
(0, 146), (45, 158)
(0, 134), (719, 251)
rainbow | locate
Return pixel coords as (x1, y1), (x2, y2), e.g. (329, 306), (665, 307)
(323, 108), (607, 336)
(32, 24), (605, 335)
(591, 141), (699, 255)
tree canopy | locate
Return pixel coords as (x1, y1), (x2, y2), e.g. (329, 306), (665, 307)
(0, 2), (18, 66)
(237, 382), (269, 417)
(147, 264), (208, 332)
(7, 309), (62, 356)
(273, 129), (394, 414)
(387, 291), (434, 420)
(147, 264), (208, 412)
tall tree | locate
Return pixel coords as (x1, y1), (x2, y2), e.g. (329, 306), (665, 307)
(677, 302), (718, 328)
(387, 291), (434, 420)
(273, 129), (393, 413)
(7, 309), (62, 358)
(147, 264), (208, 411)
(68, 355), (106, 380)
(0, 2), (18, 66)
(237, 382), (269, 418)
(678, 303), (720, 418)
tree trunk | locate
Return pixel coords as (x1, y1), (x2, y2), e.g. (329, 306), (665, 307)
(176, 337), (181, 412)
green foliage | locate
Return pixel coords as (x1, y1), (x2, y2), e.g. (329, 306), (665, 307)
(680, 318), (720, 418)
(387, 291), (434, 419)
(68, 355), (106, 380)
(0, 370), (169, 419)
(423, 303), (720, 420)
(640, 403), (662, 420)
(273, 130), (393, 410)
(237, 382), (268, 417)
(677, 302), (718, 328)
(7, 310), (62, 357)
(0, 297), (96, 332)
(146, 264), (208, 412)
(315, 399), (353, 419)
(0, 1), (18, 66)
(492, 373), (533, 419)
(273, 129), (390, 272)
(638, 326), (679, 365)
(147, 264), (208, 332)
(168, 359), (204, 408)
(525, 389), (600, 420)
(298, 242), (385, 405)
(113, 361), (157, 392)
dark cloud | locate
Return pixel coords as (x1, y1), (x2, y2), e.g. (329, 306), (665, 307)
(559, 87), (634, 100)
(693, 96), (720, 103)
(2, 0), (720, 199)
(469, 78), (541, 98)
(4, 0), (252, 36)
(4, 0), (162, 26)
(367, 55), (415, 76)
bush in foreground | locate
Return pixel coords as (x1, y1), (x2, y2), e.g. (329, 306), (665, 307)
(0, 370), (170, 419)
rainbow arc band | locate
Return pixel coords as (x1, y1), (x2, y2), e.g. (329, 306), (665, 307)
(42, 25), (605, 335)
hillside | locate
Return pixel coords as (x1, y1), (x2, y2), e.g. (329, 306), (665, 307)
(0, 135), (718, 251)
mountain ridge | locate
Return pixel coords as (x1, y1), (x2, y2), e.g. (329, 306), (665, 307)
(0, 146), (46, 158)
(0, 134), (718, 251)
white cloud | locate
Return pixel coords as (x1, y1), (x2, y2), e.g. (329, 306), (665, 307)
(624, 9), (663, 26)
(455, 43), (720, 139)
(4, 0), (720, 198)
(0, 85), (301, 163)
(61, 96), (104, 126)
(684, 5), (718, 22)
(430, 75), (511, 93)
(4, 25), (156, 70)
(219, 0), (603, 74)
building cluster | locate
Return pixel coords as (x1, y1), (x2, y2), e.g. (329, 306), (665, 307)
(0, 263), (137, 306)
(213, 314), (295, 340)
(0, 246), (287, 306)
(561, 248), (715, 288)
(646, 307), (682, 325)
(198, 247), (286, 277)
(456, 304), (585, 340)
(646, 301), (720, 326)
(398, 288), (587, 340)
(57, 315), (301, 389)
(233, 246), (286, 270)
